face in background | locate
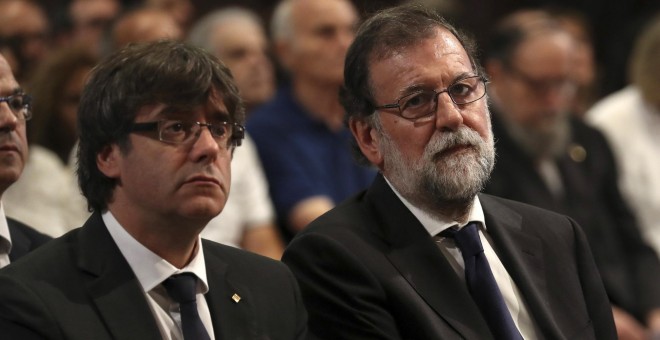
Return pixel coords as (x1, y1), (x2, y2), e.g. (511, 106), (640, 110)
(358, 28), (495, 208)
(0, 0), (49, 81)
(279, 0), (358, 86)
(489, 30), (577, 156)
(212, 17), (274, 110)
(147, 0), (194, 32)
(99, 91), (234, 224)
(70, 0), (121, 54)
(112, 8), (183, 50)
(0, 54), (28, 194)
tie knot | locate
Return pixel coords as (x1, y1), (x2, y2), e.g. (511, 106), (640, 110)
(441, 222), (484, 257)
(163, 273), (199, 304)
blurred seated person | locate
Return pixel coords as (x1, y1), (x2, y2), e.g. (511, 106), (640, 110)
(248, 0), (376, 239)
(110, 5), (183, 52)
(69, 0), (121, 56)
(0, 52), (51, 266)
(546, 6), (598, 117)
(145, 0), (194, 34)
(188, 7), (275, 113)
(482, 9), (660, 339)
(189, 7), (283, 259)
(587, 15), (660, 260)
(4, 46), (95, 236)
(0, 0), (50, 83)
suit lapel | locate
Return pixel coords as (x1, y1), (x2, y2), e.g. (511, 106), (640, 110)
(77, 212), (162, 340)
(479, 194), (563, 339)
(204, 244), (258, 340)
(7, 220), (30, 262)
(366, 175), (493, 339)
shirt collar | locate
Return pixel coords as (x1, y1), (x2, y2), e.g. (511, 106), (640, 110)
(384, 177), (486, 236)
(0, 203), (12, 255)
(102, 211), (209, 293)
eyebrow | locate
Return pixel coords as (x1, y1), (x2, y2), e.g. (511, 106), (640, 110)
(1, 87), (24, 97)
(155, 105), (231, 122)
(397, 71), (477, 96)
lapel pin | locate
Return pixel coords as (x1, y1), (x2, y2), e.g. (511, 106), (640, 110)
(568, 143), (587, 163)
(231, 293), (241, 303)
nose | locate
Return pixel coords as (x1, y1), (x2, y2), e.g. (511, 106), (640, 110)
(434, 92), (463, 132)
(189, 125), (221, 163)
(0, 102), (19, 132)
(541, 87), (570, 111)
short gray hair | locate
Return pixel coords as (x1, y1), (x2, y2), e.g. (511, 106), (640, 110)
(187, 7), (263, 53)
(270, 0), (294, 42)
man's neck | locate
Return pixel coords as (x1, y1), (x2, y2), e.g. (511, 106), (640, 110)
(292, 78), (345, 131)
(107, 205), (205, 269)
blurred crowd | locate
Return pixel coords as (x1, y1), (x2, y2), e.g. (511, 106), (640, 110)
(1, 0), (660, 338)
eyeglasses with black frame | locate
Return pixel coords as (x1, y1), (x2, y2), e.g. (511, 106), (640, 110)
(0, 93), (32, 121)
(374, 75), (487, 121)
(130, 120), (245, 149)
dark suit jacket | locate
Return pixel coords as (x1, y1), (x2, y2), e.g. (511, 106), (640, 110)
(0, 212), (308, 340)
(283, 175), (616, 340)
(6, 218), (51, 262)
(485, 113), (660, 320)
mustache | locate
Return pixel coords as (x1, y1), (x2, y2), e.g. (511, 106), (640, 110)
(426, 127), (485, 158)
(0, 129), (21, 145)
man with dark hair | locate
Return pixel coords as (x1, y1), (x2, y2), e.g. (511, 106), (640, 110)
(483, 10), (660, 339)
(0, 53), (50, 267)
(282, 4), (615, 339)
(0, 41), (307, 339)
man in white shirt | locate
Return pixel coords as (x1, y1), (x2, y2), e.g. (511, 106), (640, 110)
(0, 53), (50, 269)
(0, 41), (307, 339)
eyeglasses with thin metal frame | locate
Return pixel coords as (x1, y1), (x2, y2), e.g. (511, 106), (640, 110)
(374, 75), (488, 121)
(0, 93), (32, 121)
(130, 120), (245, 148)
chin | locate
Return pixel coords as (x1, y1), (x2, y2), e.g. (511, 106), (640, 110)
(180, 200), (225, 220)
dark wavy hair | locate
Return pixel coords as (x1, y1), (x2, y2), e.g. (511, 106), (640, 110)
(339, 3), (482, 165)
(77, 40), (245, 212)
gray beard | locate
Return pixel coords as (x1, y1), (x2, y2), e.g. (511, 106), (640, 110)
(500, 111), (572, 159)
(381, 126), (496, 218)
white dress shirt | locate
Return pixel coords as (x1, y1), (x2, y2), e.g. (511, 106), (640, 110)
(386, 179), (538, 339)
(587, 86), (660, 258)
(103, 211), (215, 340)
(0, 203), (12, 268)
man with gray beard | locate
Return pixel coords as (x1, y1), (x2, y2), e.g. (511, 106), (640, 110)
(282, 4), (615, 340)
(483, 10), (660, 339)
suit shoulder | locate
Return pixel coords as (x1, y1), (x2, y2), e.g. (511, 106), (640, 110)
(0, 230), (79, 279)
(479, 193), (574, 222)
(299, 193), (370, 236)
(202, 239), (288, 271)
(7, 218), (52, 246)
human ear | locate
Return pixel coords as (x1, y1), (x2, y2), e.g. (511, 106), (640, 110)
(348, 117), (383, 169)
(96, 144), (122, 179)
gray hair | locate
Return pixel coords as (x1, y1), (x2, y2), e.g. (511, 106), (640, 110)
(187, 7), (263, 53)
(270, 0), (294, 42)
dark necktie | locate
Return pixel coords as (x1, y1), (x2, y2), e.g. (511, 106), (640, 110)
(162, 273), (211, 340)
(442, 222), (523, 340)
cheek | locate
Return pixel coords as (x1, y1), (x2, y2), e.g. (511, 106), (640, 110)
(463, 106), (492, 139)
